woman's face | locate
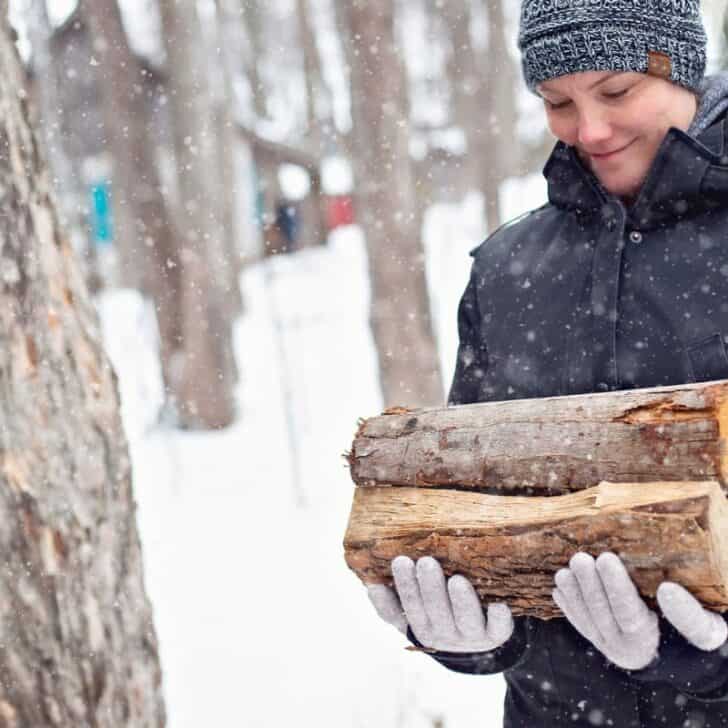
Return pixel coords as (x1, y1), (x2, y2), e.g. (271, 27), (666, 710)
(538, 71), (698, 202)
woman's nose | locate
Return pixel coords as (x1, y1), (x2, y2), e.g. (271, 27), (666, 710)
(577, 108), (613, 148)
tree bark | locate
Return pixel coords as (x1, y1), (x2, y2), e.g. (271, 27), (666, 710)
(239, 0), (268, 121)
(158, 0), (238, 429)
(0, 13), (165, 724)
(344, 480), (728, 619)
(342, 0), (444, 409)
(350, 381), (728, 495)
(79, 0), (186, 418)
(26, 6), (104, 292)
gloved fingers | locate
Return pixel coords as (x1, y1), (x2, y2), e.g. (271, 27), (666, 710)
(367, 584), (408, 635)
(554, 567), (600, 646)
(416, 556), (458, 636)
(553, 586), (600, 646)
(657, 581), (728, 652)
(596, 552), (652, 634)
(569, 552), (621, 643)
(392, 556), (431, 643)
(447, 574), (488, 641)
(485, 603), (515, 648)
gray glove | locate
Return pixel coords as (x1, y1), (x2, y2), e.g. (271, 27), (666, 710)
(367, 555), (514, 653)
(657, 581), (728, 651)
(553, 552), (660, 670)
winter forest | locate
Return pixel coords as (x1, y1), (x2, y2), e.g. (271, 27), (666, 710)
(1, 0), (728, 726)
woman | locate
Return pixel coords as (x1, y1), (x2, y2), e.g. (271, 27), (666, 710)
(367, 1), (728, 726)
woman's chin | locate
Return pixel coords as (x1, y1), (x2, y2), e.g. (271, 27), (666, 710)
(598, 174), (642, 203)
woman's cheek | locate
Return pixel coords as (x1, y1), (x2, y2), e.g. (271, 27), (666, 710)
(543, 108), (577, 145)
(548, 117), (577, 145)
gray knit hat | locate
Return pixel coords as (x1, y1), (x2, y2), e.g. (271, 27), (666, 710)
(518, 0), (708, 93)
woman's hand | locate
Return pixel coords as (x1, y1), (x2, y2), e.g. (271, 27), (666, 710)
(367, 555), (514, 653)
(553, 552), (660, 670)
(657, 582), (728, 651)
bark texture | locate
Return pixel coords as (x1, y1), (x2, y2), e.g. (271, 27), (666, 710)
(344, 480), (728, 619)
(350, 381), (728, 495)
(0, 13), (165, 725)
(342, 0), (444, 409)
(158, 0), (238, 429)
(80, 0), (185, 413)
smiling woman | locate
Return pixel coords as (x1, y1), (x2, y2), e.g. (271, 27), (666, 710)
(538, 71), (699, 201)
(363, 1), (728, 727)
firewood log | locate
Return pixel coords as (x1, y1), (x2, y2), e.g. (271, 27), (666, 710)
(349, 381), (728, 495)
(344, 480), (728, 619)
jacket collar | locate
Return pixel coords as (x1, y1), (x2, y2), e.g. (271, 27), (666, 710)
(543, 116), (728, 228)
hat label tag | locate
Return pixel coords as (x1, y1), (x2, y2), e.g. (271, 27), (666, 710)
(647, 51), (672, 80)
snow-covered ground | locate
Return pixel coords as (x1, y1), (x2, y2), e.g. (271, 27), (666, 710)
(96, 183), (546, 728)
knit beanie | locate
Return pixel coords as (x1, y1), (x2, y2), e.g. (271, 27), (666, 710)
(518, 0), (707, 94)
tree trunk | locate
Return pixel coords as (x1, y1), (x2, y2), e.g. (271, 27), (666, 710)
(239, 0), (268, 120)
(158, 0), (238, 429)
(79, 0), (186, 419)
(344, 480), (728, 619)
(209, 0), (244, 316)
(342, 0), (443, 409)
(350, 381), (728, 494)
(0, 13), (165, 724)
(26, 4), (102, 291)
(441, 0), (521, 231)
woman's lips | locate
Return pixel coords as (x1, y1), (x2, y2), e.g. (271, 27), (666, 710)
(590, 140), (635, 160)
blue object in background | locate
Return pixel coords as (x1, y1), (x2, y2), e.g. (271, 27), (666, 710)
(90, 180), (113, 246)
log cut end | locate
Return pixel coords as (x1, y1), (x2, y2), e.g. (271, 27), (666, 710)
(716, 386), (728, 487)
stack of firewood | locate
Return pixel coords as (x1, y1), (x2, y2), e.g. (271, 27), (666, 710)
(343, 381), (728, 619)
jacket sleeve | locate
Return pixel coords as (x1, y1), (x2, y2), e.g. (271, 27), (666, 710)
(406, 617), (535, 676)
(629, 618), (728, 702)
(448, 263), (489, 406)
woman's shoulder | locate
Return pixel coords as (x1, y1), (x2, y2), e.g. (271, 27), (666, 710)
(469, 202), (560, 262)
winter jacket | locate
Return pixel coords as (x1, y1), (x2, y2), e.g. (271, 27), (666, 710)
(413, 82), (728, 727)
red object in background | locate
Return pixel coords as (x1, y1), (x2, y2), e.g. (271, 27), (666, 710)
(326, 195), (354, 230)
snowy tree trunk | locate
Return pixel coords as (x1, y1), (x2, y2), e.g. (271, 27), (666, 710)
(342, 0), (444, 409)
(158, 0), (238, 429)
(0, 13), (165, 724)
(350, 381), (728, 494)
(80, 0), (187, 418)
(345, 480), (728, 619)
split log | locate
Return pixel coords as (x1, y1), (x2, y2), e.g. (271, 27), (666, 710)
(344, 480), (728, 619)
(349, 380), (728, 495)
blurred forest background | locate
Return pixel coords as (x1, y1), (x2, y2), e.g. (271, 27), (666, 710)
(11, 0), (726, 424)
(1, 1), (728, 726)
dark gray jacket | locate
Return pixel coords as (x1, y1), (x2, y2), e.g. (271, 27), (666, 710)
(412, 91), (728, 726)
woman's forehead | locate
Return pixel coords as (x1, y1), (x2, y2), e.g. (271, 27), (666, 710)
(539, 70), (641, 95)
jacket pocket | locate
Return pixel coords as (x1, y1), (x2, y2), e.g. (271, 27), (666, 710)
(686, 333), (728, 383)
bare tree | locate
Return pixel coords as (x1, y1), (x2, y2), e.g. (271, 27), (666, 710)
(79, 0), (189, 423)
(25, 3), (105, 289)
(158, 0), (238, 429)
(441, 0), (518, 231)
(207, 0), (244, 314)
(342, 0), (444, 408)
(0, 11), (165, 724)
(239, 0), (268, 119)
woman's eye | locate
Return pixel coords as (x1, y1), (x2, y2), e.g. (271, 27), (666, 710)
(546, 99), (571, 110)
(604, 88), (629, 99)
